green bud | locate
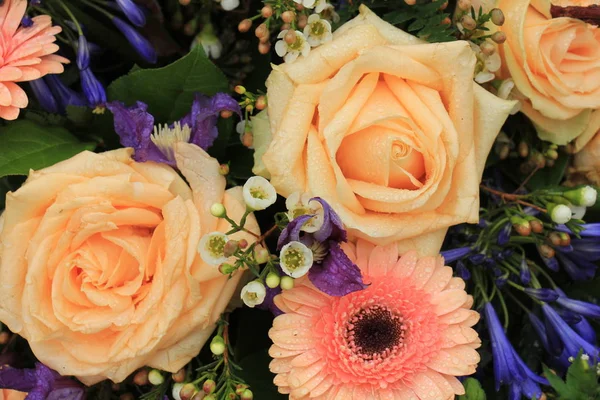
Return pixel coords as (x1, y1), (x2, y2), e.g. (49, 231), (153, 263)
(218, 263), (237, 275)
(210, 203), (226, 218)
(210, 336), (225, 356)
(179, 383), (199, 400)
(563, 186), (597, 207)
(148, 369), (164, 386)
(240, 389), (254, 400)
(280, 276), (295, 290)
(203, 379), (217, 394)
(266, 272), (281, 288)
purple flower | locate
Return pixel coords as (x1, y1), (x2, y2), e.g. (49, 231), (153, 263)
(257, 285), (283, 316)
(557, 223), (600, 237)
(555, 290), (600, 320)
(80, 68), (106, 106)
(0, 363), (85, 400)
(497, 223), (511, 246)
(29, 78), (59, 114)
(115, 0), (146, 27)
(278, 198), (366, 298)
(440, 246), (471, 264)
(524, 288), (559, 302)
(456, 260), (471, 280)
(106, 93), (240, 165)
(45, 75), (87, 111)
(112, 16), (156, 63)
(519, 257), (531, 285)
(484, 303), (547, 400)
(76, 35), (90, 70)
(21, 16), (33, 28)
(542, 304), (599, 361)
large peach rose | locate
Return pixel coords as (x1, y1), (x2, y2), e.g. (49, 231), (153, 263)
(253, 6), (515, 255)
(491, 0), (600, 148)
(570, 129), (600, 185)
(0, 144), (258, 385)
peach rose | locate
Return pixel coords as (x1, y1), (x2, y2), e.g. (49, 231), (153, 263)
(252, 6), (515, 255)
(0, 143), (258, 385)
(570, 129), (600, 185)
(491, 0), (600, 148)
(0, 390), (25, 400)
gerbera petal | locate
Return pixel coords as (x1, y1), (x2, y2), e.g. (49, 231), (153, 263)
(426, 349), (477, 375)
(0, 105), (19, 120)
(340, 241), (357, 263)
(424, 369), (457, 398)
(356, 238), (376, 268)
(392, 385), (420, 400)
(439, 308), (477, 324)
(291, 349), (322, 367)
(410, 256), (438, 289)
(423, 265), (453, 293)
(288, 360), (326, 389)
(310, 374), (335, 397)
(4, 81), (27, 108)
(273, 313), (312, 330)
(280, 286), (329, 309)
(441, 325), (479, 347)
(291, 370), (327, 397)
(0, 66), (22, 81)
(367, 242), (398, 276)
(269, 328), (316, 351)
(410, 373), (447, 400)
(269, 344), (305, 359)
(442, 374), (465, 395)
(432, 289), (468, 315)
(270, 358), (293, 374)
(445, 277), (466, 290)
(392, 250), (418, 278)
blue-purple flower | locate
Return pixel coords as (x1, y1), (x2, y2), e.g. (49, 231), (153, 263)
(106, 93), (240, 165)
(0, 363), (85, 400)
(277, 197), (366, 298)
(115, 0), (146, 27)
(484, 303), (547, 400)
(112, 16), (157, 63)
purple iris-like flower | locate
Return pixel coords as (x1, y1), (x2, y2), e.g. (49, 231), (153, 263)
(106, 93), (240, 166)
(0, 363), (85, 400)
(524, 288), (559, 302)
(45, 75), (87, 111)
(115, 0), (146, 27)
(29, 78), (59, 114)
(484, 303), (547, 400)
(277, 197), (366, 299)
(554, 288), (600, 320)
(497, 223), (511, 246)
(112, 16), (156, 63)
(76, 35), (90, 70)
(440, 246), (472, 264)
(456, 260), (470, 280)
(80, 68), (106, 106)
(557, 223), (600, 237)
(556, 238), (598, 281)
(542, 304), (599, 361)
(519, 257), (531, 285)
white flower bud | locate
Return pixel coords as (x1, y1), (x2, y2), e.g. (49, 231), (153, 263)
(243, 176), (277, 210)
(210, 203), (226, 218)
(570, 205), (587, 220)
(279, 241), (313, 278)
(564, 186), (597, 207)
(285, 192), (324, 232)
(498, 78), (515, 100)
(148, 369), (164, 385)
(280, 276), (295, 290)
(266, 272), (281, 288)
(241, 280), (267, 307)
(549, 204), (572, 224)
(221, 0), (240, 10)
(173, 383), (185, 400)
(198, 232), (229, 265)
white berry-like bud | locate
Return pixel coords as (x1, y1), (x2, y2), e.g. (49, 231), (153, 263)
(148, 369), (164, 385)
(243, 176), (277, 210)
(266, 272), (281, 288)
(198, 232), (229, 265)
(173, 383), (185, 400)
(280, 276), (295, 290)
(279, 241), (313, 278)
(241, 280), (267, 307)
(564, 186), (597, 207)
(549, 204), (572, 224)
(221, 0), (240, 11)
(210, 203), (226, 218)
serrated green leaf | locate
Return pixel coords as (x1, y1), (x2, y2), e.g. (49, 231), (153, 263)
(107, 46), (229, 122)
(458, 378), (486, 400)
(565, 353), (598, 395)
(0, 120), (96, 178)
(543, 364), (580, 399)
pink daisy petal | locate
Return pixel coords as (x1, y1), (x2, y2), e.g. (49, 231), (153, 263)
(1, 0), (27, 37)
(445, 277), (466, 290)
(0, 65), (22, 80)
(4, 81), (27, 108)
(0, 83), (12, 106)
(269, 239), (481, 399)
(0, 105), (19, 120)
(442, 374), (465, 395)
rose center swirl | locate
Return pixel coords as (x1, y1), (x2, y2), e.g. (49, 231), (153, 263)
(344, 304), (407, 362)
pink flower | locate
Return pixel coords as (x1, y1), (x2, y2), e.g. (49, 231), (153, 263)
(268, 240), (481, 399)
(0, 0), (68, 120)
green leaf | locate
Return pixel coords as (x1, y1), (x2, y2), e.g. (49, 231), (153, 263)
(0, 120), (96, 178)
(543, 364), (574, 398)
(107, 46), (229, 122)
(66, 105), (93, 127)
(458, 378), (486, 400)
(566, 354), (597, 395)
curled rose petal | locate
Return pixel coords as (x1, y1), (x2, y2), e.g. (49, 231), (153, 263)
(308, 242), (367, 296)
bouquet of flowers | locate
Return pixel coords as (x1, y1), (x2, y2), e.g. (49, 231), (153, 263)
(0, 0), (600, 398)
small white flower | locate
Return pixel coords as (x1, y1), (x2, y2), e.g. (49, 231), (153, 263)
(304, 14), (333, 47)
(285, 192), (324, 233)
(497, 79), (515, 100)
(470, 41), (501, 84)
(280, 241), (314, 278)
(580, 186), (597, 207)
(475, 71), (495, 84)
(275, 30), (311, 63)
(221, 0), (240, 11)
(570, 205), (587, 220)
(193, 24), (223, 59)
(198, 232), (229, 265)
(243, 176), (277, 210)
(568, 356), (575, 363)
(485, 51), (501, 73)
(582, 354), (590, 361)
(241, 280), (267, 307)
(294, 0), (316, 9)
(550, 204), (572, 224)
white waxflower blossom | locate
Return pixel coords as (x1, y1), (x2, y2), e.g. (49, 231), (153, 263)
(470, 41), (501, 84)
(280, 241), (314, 278)
(198, 232), (229, 265)
(570, 205), (587, 220)
(241, 281), (267, 307)
(243, 176), (277, 210)
(285, 192), (324, 233)
(580, 186), (598, 207)
(304, 14), (333, 47)
(275, 30), (311, 63)
(193, 24), (223, 59)
(294, 0), (316, 9)
(221, 0), (240, 11)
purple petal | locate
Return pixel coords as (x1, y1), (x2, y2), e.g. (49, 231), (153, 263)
(106, 101), (168, 164)
(310, 198), (346, 243)
(308, 242), (367, 296)
(0, 366), (37, 392)
(46, 387), (86, 400)
(180, 93), (241, 151)
(277, 214), (314, 250)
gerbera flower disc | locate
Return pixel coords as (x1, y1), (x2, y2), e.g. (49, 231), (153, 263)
(269, 240), (481, 399)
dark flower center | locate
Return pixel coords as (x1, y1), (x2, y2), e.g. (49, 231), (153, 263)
(345, 304), (406, 362)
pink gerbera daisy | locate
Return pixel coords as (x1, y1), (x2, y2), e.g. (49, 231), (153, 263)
(269, 240), (481, 399)
(0, 0), (68, 120)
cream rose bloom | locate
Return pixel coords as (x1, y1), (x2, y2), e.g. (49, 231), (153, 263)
(486, 0), (600, 148)
(252, 5), (515, 255)
(0, 143), (258, 385)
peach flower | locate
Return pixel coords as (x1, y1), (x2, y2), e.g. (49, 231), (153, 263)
(0, 0), (68, 120)
(252, 5), (515, 256)
(0, 390), (25, 400)
(269, 240), (480, 399)
(569, 129), (600, 185)
(487, 0), (600, 148)
(0, 143), (258, 385)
